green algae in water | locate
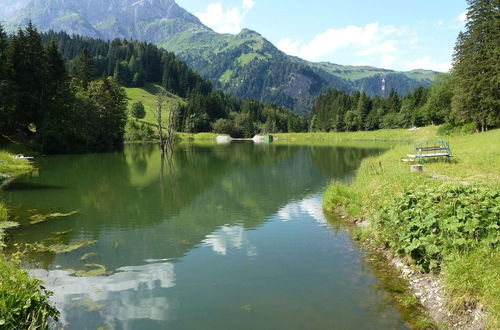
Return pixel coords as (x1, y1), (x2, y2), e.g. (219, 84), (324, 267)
(52, 229), (74, 236)
(0, 221), (19, 231)
(0, 221), (19, 241)
(80, 252), (98, 261)
(66, 264), (108, 277)
(32, 239), (97, 254)
(29, 211), (79, 225)
(76, 298), (105, 312)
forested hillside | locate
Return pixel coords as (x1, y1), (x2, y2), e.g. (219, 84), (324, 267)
(0, 24), (307, 153)
(311, 0), (499, 135)
(0, 0), (439, 115)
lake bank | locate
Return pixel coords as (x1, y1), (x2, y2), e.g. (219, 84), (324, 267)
(2, 128), (498, 329)
(0, 151), (60, 328)
(322, 128), (499, 329)
(1, 142), (420, 329)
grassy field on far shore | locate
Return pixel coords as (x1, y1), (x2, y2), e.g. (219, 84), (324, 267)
(124, 83), (185, 127)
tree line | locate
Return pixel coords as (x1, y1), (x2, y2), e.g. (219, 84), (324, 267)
(42, 30), (212, 98)
(0, 23), (127, 153)
(310, 85), (435, 132)
(311, 0), (499, 133)
(0, 25), (307, 153)
(43, 30), (308, 139)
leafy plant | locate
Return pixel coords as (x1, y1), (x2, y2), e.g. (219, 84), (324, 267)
(375, 184), (499, 271)
(0, 257), (59, 328)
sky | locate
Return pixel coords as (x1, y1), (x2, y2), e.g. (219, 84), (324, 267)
(176, 0), (468, 72)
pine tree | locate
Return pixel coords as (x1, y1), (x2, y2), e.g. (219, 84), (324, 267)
(452, 0), (500, 131)
(72, 48), (95, 89)
(6, 23), (47, 132)
(39, 40), (74, 153)
(355, 92), (371, 130)
(0, 24), (8, 132)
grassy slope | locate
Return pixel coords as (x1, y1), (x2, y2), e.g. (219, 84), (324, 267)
(123, 83), (185, 127)
(0, 151), (33, 183)
(322, 129), (500, 328)
(162, 28), (438, 84)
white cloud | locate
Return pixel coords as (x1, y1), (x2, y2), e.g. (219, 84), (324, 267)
(450, 11), (468, 29)
(276, 38), (303, 56)
(277, 196), (327, 225)
(243, 0), (255, 10)
(357, 40), (397, 56)
(202, 225), (257, 257)
(380, 55), (398, 68)
(30, 261), (176, 326)
(403, 56), (451, 72)
(195, 1), (255, 34)
(276, 23), (402, 62)
(458, 12), (467, 23)
(433, 20), (444, 27)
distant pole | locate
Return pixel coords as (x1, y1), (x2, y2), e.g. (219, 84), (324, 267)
(381, 75), (386, 96)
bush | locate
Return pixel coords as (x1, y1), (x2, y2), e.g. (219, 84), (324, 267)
(375, 184), (499, 271)
(124, 120), (156, 142)
(0, 257), (59, 328)
(212, 118), (235, 136)
(130, 101), (146, 120)
(437, 122), (477, 136)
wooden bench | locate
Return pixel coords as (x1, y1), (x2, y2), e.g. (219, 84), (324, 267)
(408, 140), (452, 162)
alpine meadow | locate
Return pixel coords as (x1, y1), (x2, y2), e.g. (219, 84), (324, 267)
(0, 0), (498, 329)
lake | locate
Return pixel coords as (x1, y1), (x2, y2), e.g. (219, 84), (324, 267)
(1, 142), (410, 330)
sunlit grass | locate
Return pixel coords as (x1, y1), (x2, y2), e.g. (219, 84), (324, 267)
(123, 83), (185, 127)
(274, 126), (440, 142)
(323, 128), (500, 327)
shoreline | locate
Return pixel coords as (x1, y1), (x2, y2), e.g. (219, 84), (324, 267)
(322, 128), (499, 329)
(2, 128), (498, 328)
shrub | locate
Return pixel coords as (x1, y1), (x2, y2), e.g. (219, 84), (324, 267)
(212, 118), (234, 136)
(375, 184), (499, 271)
(130, 101), (146, 120)
(124, 120), (156, 142)
(437, 122), (477, 136)
(0, 257), (59, 328)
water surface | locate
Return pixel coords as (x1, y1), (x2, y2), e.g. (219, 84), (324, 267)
(2, 142), (409, 330)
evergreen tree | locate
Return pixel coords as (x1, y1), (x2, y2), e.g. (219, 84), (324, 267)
(87, 77), (128, 150)
(452, 0), (500, 131)
(0, 24), (8, 133)
(39, 40), (74, 153)
(355, 92), (371, 130)
(423, 74), (453, 125)
(72, 48), (95, 89)
(7, 23), (47, 132)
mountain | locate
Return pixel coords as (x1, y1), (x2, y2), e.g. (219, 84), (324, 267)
(0, 0), (203, 43)
(0, 0), (439, 114)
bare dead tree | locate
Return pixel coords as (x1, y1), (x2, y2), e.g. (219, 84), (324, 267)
(154, 90), (166, 153)
(152, 88), (178, 155)
(165, 100), (179, 154)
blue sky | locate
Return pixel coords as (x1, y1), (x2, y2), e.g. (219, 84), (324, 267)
(176, 0), (468, 72)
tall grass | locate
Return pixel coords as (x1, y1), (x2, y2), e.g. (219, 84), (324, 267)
(323, 128), (500, 327)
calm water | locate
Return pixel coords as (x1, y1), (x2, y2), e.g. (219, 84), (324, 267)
(2, 142), (409, 330)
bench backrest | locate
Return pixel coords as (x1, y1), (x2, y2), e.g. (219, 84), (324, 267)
(413, 140), (452, 156)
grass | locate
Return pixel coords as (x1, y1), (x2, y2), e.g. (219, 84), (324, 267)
(0, 151), (33, 185)
(177, 132), (219, 141)
(0, 152), (59, 328)
(123, 83), (185, 127)
(322, 128), (500, 328)
(274, 126), (440, 142)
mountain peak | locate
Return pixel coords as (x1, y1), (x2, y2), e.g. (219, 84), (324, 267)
(0, 0), (205, 42)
